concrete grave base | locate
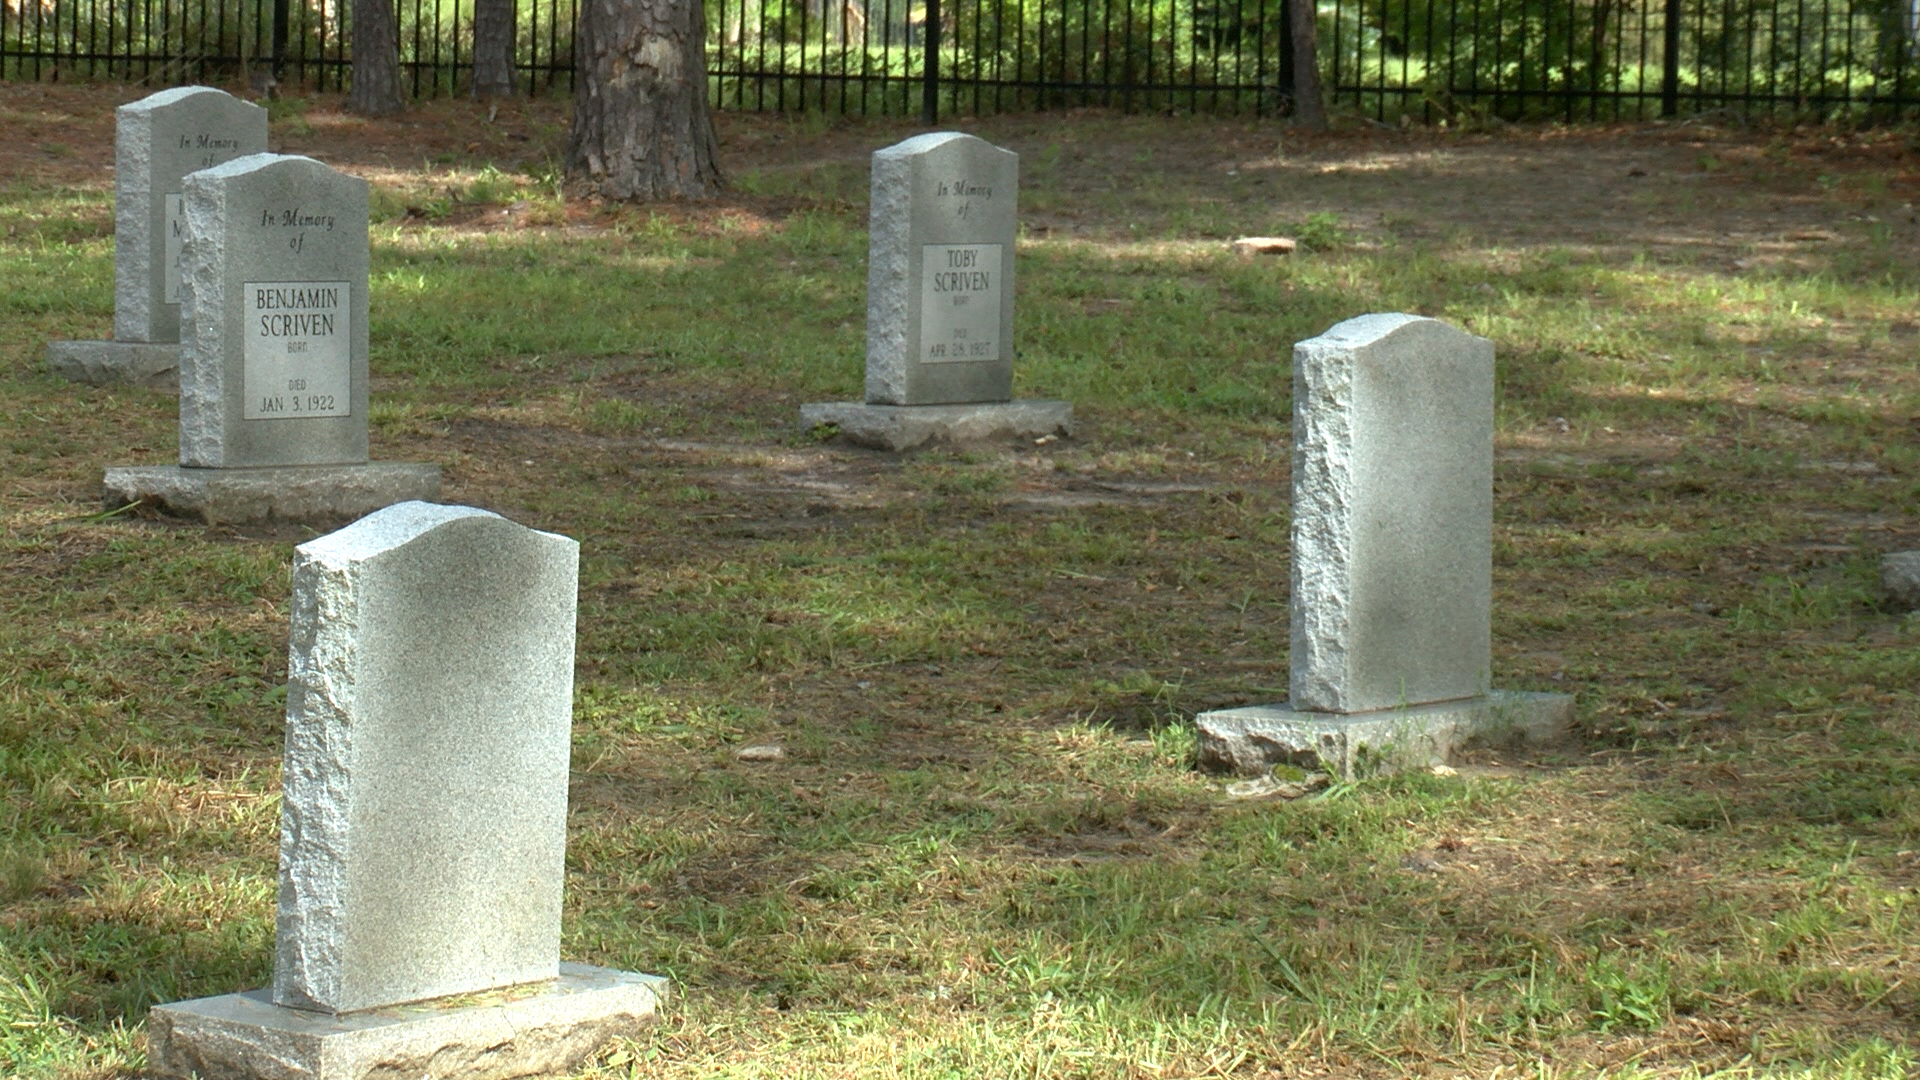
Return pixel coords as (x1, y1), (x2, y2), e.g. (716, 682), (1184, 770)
(146, 963), (665, 1080)
(44, 340), (181, 390)
(799, 399), (1072, 451)
(103, 462), (439, 525)
(1196, 690), (1573, 778)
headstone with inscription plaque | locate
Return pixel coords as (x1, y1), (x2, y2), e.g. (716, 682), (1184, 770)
(799, 132), (1072, 450)
(46, 86), (268, 389)
(102, 154), (438, 524)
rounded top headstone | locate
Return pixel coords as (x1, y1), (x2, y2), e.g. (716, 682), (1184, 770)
(120, 84), (258, 116)
(298, 501), (576, 568)
(874, 130), (1014, 162)
(1305, 313), (1485, 353)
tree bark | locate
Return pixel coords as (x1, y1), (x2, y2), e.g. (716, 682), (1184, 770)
(568, 0), (724, 200)
(348, 0), (405, 115)
(1288, 0), (1326, 130)
(471, 0), (517, 98)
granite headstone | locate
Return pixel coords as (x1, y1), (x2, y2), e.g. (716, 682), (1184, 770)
(102, 153), (437, 523)
(46, 86), (267, 388)
(146, 502), (664, 1080)
(1197, 314), (1571, 776)
(799, 132), (1071, 449)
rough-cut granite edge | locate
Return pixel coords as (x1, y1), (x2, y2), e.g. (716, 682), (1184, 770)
(1195, 689), (1574, 779)
(102, 462), (439, 526)
(862, 139), (918, 406)
(146, 963), (665, 1080)
(799, 400), (1072, 451)
(44, 340), (181, 389)
(113, 96), (159, 343)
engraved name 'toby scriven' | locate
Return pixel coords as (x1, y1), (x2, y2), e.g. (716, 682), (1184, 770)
(929, 246), (991, 295)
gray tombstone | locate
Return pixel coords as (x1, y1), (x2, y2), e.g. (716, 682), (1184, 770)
(102, 154), (437, 524)
(866, 131), (1018, 406)
(147, 503), (664, 1080)
(177, 152), (369, 468)
(46, 87), (268, 388)
(1197, 314), (1571, 777)
(799, 132), (1072, 450)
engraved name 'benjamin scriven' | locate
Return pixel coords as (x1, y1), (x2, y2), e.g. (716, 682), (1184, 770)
(255, 285), (339, 337)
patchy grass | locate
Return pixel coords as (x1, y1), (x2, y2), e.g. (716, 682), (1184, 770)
(1, 85), (1918, 1079)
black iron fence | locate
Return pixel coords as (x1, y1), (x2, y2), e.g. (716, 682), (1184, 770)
(3, 0), (1917, 120)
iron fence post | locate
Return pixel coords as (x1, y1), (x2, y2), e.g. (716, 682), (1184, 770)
(272, 0), (289, 78)
(922, 0), (940, 123)
(1661, 0), (1680, 115)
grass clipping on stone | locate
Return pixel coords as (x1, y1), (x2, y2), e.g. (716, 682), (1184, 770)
(1, 85), (1919, 1079)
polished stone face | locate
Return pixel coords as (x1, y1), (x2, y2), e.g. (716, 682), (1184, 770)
(274, 502), (579, 1015)
(178, 153), (370, 468)
(865, 132), (1018, 406)
(1289, 313), (1494, 715)
(113, 87), (267, 344)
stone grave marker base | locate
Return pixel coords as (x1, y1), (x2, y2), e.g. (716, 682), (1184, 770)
(147, 963), (664, 1080)
(800, 400), (1072, 451)
(44, 340), (181, 390)
(1196, 690), (1573, 778)
(103, 462), (439, 525)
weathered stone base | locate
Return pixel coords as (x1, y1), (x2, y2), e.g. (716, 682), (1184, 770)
(1196, 690), (1574, 778)
(146, 963), (666, 1080)
(103, 462), (440, 526)
(44, 339), (181, 390)
(799, 400), (1073, 451)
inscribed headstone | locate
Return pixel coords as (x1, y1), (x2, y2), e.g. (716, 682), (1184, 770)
(117, 87), (270, 344)
(865, 132), (1018, 406)
(178, 153), (369, 468)
(45, 87), (267, 387)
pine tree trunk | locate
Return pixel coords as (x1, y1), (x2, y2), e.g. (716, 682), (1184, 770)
(471, 0), (517, 98)
(1289, 0), (1326, 130)
(349, 0), (406, 116)
(568, 0), (724, 200)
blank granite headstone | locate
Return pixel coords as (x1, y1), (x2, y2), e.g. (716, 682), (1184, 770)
(1197, 314), (1571, 777)
(45, 87), (267, 388)
(102, 153), (437, 524)
(799, 132), (1072, 450)
(147, 502), (664, 1080)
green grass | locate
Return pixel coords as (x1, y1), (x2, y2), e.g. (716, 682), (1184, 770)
(2, 95), (1919, 1078)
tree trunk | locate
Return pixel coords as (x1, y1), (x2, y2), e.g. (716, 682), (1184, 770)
(471, 0), (517, 98)
(349, 0), (405, 116)
(568, 0), (724, 200)
(1288, 0), (1326, 130)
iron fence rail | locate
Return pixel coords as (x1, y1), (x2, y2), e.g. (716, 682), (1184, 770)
(2, 0), (1917, 119)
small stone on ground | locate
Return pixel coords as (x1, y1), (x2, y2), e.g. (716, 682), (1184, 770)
(1882, 551), (1920, 611)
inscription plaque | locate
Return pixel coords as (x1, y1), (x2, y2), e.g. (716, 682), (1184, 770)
(243, 280), (352, 420)
(163, 193), (186, 304)
(919, 243), (1002, 363)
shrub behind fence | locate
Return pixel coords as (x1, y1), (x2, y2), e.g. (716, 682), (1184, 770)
(3, 0), (1916, 119)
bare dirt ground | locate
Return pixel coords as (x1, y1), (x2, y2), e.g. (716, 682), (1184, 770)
(6, 81), (1917, 261)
